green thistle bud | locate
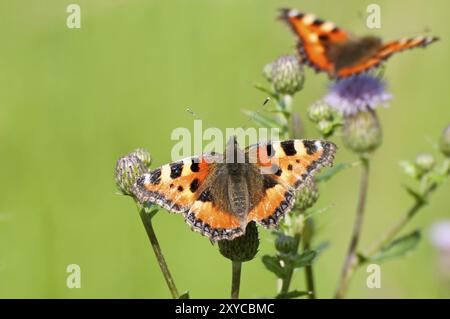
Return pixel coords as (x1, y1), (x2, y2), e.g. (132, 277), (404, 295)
(275, 234), (298, 254)
(308, 101), (333, 123)
(267, 56), (304, 96)
(439, 124), (450, 157)
(262, 62), (273, 81)
(317, 120), (334, 137)
(218, 222), (259, 262)
(342, 110), (382, 154)
(115, 154), (147, 196)
(132, 148), (152, 168)
(415, 153), (435, 174)
(296, 179), (319, 211)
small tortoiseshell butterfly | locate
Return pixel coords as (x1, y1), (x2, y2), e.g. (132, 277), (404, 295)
(132, 137), (336, 242)
(280, 8), (439, 78)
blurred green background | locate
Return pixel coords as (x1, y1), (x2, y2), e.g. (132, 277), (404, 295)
(0, 0), (449, 298)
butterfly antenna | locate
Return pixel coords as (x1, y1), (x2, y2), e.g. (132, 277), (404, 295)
(241, 97), (272, 130)
(185, 107), (215, 129)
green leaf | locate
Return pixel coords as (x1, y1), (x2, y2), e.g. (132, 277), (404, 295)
(316, 162), (352, 183)
(242, 109), (281, 129)
(253, 83), (278, 99)
(292, 250), (316, 268)
(276, 290), (309, 299)
(371, 230), (421, 262)
(179, 291), (190, 299)
(262, 255), (286, 279)
(403, 186), (426, 204)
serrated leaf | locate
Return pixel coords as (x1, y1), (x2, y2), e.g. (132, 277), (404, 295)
(242, 109), (281, 129)
(371, 230), (421, 262)
(276, 290), (309, 299)
(316, 163), (352, 183)
(292, 250), (316, 268)
(313, 241), (330, 256)
(262, 255), (286, 279)
(179, 291), (190, 299)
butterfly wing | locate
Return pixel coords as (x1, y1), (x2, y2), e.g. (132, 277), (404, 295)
(280, 8), (350, 75)
(246, 139), (336, 227)
(131, 154), (244, 241)
(336, 36), (439, 78)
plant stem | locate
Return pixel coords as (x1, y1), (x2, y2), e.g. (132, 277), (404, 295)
(302, 219), (316, 299)
(280, 233), (301, 294)
(139, 209), (179, 299)
(335, 157), (370, 299)
(231, 261), (242, 299)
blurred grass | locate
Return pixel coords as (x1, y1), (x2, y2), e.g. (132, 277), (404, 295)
(0, 0), (449, 298)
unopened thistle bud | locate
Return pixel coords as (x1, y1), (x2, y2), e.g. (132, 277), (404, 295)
(218, 222), (259, 262)
(275, 234), (298, 254)
(342, 110), (382, 154)
(440, 124), (450, 157)
(308, 101), (333, 123)
(265, 56), (304, 96)
(296, 179), (319, 211)
(132, 148), (152, 168)
(115, 154), (147, 196)
(415, 153), (436, 174)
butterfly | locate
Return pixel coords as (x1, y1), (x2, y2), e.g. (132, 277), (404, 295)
(131, 136), (336, 242)
(279, 8), (439, 78)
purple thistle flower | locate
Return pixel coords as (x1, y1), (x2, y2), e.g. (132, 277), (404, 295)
(324, 74), (393, 116)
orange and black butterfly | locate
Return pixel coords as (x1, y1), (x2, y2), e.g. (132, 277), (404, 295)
(279, 8), (439, 78)
(132, 137), (336, 242)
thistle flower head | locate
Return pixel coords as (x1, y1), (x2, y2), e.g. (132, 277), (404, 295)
(132, 148), (152, 168)
(115, 154), (148, 196)
(264, 55), (304, 96)
(342, 110), (382, 154)
(324, 74), (392, 116)
(296, 179), (319, 211)
(275, 234), (298, 255)
(218, 222), (259, 262)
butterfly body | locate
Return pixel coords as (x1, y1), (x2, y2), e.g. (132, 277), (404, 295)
(132, 137), (336, 242)
(280, 9), (439, 78)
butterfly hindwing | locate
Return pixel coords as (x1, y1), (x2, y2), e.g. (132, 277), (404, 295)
(337, 36), (438, 77)
(246, 139), (336, 227)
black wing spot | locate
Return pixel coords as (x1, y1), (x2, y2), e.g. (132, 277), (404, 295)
(149, 168), (161, 185)
(263, 175), (278, 190)
(190, 160), (200, 172)
(272, 165), (282, 176)
(312, 19), (324, 26)
(319, 34), (329, 42)
(287, 164), (293, 171)
(170, 162), (183, 179)
(303, 140), (318, 155)
(266, 143), (274, 157)
(281, 140), (297, 156)
(190, 178), (200, 193)
(177, 186), (184, 192)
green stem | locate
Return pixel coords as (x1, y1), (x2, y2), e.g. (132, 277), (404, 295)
(231, 261), (242, 299)
(280, 233), (301, 294)
(335, 157), (370, 299)
(302, 219), (316, 299)
(139, 208), (179, 299)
